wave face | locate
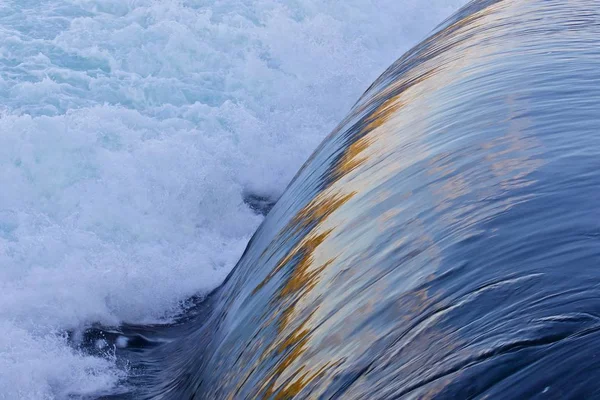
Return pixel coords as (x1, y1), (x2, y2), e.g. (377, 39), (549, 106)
(128, 0), (600, 398)
(0, 0), (466, 398)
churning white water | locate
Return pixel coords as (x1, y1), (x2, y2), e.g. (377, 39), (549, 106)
(0, 0), (465, 398)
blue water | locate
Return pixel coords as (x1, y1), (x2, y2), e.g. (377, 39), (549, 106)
(108, 0), (600, 398)
(0, 0), (465, 398)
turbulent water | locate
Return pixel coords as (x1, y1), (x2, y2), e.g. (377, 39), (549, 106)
(0, 0), (467, 398)
(107, 0), (599, 398)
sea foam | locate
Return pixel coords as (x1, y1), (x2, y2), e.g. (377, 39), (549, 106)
(0, 0), (465, 397)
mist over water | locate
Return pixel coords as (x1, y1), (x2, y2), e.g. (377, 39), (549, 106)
(0, 0), (466, 398)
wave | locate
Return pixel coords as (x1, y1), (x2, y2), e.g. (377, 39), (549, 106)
(110, 0), (600, 398)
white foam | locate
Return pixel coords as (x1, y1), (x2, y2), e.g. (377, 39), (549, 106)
(0, 321), (124, 400)
(0, 0), (466, 397)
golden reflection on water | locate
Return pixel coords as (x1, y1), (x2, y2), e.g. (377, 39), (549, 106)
(220, 0), (573, 397)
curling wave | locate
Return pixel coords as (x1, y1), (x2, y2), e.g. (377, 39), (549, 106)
(116, 0), (600, 398)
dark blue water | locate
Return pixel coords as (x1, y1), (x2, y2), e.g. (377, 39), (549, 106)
(107, 0), (600, 398)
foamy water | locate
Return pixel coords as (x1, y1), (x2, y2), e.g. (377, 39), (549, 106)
(0, 0), (465, 398)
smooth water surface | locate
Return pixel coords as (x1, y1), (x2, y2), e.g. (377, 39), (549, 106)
(0, 0), (467, 398)
(123, 0), (600, 398)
